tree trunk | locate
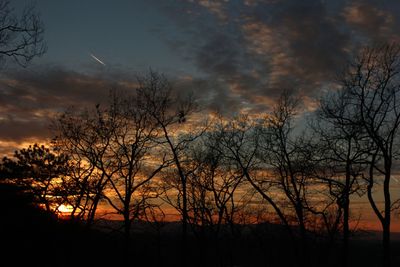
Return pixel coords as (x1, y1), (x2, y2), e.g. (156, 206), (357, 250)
(382, 220), (391, 267)
(297, 205), (308, 267)
(342, 194), (349, 267)
(382, 169), (391, 267)
(179, 169), (188, 267)
(86, 193), (100, 228)
(342, 157), (351, 267)
(123, 211), (132, 265)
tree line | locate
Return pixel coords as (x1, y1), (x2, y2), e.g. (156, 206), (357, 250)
(1, 44), (400, 267)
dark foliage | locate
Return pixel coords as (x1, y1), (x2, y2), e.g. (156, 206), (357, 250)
(1, 181), (399, 267)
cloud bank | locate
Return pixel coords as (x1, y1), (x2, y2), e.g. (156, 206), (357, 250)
(2, 0), (400, 153)
(157, 0), (400, 111)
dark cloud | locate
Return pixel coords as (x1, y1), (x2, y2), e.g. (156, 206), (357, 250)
(343, 0), (399, 43)
(260, 0), (350, 90)
(0, 66), (139, 143)
(155, 0), (400, 112)
(0, 65), (211, 148)
(0, 119), (50, 142)
(2, 69), (105, 111)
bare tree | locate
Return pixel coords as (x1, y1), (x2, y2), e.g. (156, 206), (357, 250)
(190, 134), (245, 237)
(327, 43), (400, 267)
(211, 113), (294, 237)
(0, 0), (46, 67)
(97, 91), (167, 243)
(55, 71), (203, 265)
(53, 101), (118, 227)
(256, 92), (318, 267)
(212, 93), (337, 267)
(55, 145), (96, 221)
(312, 86), (370, 267)
(136, 71), (203, 265)
(178, 134), (245, 233)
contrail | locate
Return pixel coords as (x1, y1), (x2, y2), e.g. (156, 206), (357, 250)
(89, 53), (106, 66)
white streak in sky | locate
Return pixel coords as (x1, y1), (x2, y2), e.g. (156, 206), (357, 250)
(90, 53), (106, 66)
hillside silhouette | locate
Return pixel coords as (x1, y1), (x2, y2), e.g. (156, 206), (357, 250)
(2, 182), (400, 267)
(0, 183), (124, 267)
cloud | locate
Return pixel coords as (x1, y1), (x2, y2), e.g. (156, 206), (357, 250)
(343, 1), (397, 43)
(0, 66), (139, 148)
(0, 119), (50, 142)
(155, 0), (400, 112)
(255, 0), (350, 90)
(196, 0), (229, 22)
(2, 0), (400, 154)
(0, 65), (212, 153)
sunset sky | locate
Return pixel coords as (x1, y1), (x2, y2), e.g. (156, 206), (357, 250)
(2, 0), (400, 154)
(1, 0), (400, 233)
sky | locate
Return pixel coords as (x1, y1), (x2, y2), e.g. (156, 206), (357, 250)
(1, 0), (400, 155)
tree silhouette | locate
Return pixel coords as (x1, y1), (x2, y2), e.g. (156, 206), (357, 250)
(312, 79), (369, 267)
(0, 0), (46, 67)
(90, 90), (167, 244)
(326, 43), (400, 267)
(188, 133), (244, 237)
(0, 64), (396, 266)
(54, 103), (116, 227)
(0, 144), (69, 212)
(136, 71), (203, 266)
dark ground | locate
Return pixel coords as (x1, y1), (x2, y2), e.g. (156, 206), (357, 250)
(1, 183), (399, 267)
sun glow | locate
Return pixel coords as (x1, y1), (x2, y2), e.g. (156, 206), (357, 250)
(57, 204), (73, 214)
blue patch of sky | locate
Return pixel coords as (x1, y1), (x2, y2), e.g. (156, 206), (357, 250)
(13, 0), (201, 77)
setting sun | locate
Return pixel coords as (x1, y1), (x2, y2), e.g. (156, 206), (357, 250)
(57, 204), (73, 214)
